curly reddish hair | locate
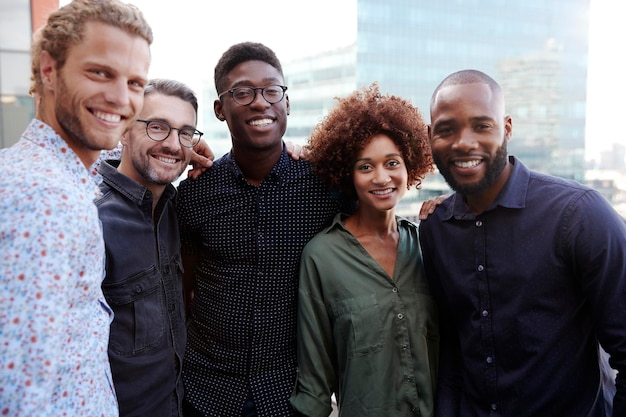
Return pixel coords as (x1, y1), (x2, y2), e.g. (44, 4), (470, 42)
(308, 83), (433, 201)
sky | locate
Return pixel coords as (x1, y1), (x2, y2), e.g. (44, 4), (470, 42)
(60, 0), (623, 162)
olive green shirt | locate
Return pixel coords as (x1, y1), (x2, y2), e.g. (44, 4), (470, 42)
(290, 213), (438, 417)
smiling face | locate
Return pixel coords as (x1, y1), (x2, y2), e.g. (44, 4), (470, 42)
(40, 21), (151, 167)
(352, 134), (409, 214)
(214, 60), (289, 153)
(429, 82), (512, 198)
(119, 93), (195, 189)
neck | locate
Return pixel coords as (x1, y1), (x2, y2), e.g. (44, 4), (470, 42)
(232, 142), (283, 186)
(345, 208), (397, 237)
(37, 106), (100, 169)
(463, 162), (513, 215)
(117, 158), (167, 217)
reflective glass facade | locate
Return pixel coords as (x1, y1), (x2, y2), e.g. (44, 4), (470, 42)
(357, 0), (589, 180)
(1, 0), (34, 148)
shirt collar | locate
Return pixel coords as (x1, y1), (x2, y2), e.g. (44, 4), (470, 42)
(99, 159), (176, 205)
(224, 143), (295, 185)
(23, 118), (101, 197)
(325, 212), (415, 233)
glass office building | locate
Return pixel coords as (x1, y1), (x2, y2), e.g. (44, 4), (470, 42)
(357, 0), (589, 181)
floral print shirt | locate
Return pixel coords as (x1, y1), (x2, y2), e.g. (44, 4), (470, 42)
(0, 119), (118, 417)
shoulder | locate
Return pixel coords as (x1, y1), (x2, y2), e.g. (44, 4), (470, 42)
(178, 154), (233, 192)
(398, 216), (419, 230)
(528, 170), (604, 208)
(302, 220), (344, 254)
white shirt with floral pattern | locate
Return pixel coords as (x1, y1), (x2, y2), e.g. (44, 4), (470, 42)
(0, 119), (118, 417)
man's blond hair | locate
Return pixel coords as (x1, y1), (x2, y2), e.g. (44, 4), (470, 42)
(30, 0), (153, 96)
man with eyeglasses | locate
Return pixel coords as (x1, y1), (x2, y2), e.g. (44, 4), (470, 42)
(95, 79), (202, 417)
(177, 42), (350, 416)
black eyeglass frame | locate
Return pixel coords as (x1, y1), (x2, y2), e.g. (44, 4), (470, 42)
(136, 119), (203, 148)
(218, 85), (288, 106)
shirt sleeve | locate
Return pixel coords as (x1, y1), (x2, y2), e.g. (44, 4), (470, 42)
(0, 185), (77, 415)
(289, 243), (337, 417)
(565, 190), (626, 417)
(176, 180), (199, 257)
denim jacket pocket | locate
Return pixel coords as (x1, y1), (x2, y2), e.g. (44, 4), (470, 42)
(103, 265), (165, 356)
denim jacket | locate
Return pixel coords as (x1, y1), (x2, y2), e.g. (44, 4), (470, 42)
(96, 160), (186, 417)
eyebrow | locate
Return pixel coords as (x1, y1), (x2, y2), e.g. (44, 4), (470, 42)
(147, 117), (196, 130)
(230, 77), (282, 88)
(433, 115), (494, 129)
(355, 152), (403, 163)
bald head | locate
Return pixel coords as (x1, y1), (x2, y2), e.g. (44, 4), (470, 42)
(431, 70), (503, 113)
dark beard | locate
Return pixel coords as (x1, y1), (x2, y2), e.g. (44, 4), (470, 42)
(434, 138), (508, 196)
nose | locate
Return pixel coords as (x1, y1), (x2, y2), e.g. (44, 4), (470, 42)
(451, 129), (478, 151)
(373, 167), (391, 185)
(103, 78), (130, 107)
(248, 89), (271, 108)
(162, 128), (183, 151)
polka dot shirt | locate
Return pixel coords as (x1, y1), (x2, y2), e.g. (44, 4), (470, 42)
(177, 148), (343, 416)
(0, 120), (118, 417)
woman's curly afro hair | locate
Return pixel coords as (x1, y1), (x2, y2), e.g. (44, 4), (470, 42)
(307, 83), (433, 201)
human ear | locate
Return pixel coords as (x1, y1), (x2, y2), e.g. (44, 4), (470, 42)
(39, 50), (57, 92)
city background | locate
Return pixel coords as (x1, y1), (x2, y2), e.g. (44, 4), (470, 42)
(1, 0), (624, 219)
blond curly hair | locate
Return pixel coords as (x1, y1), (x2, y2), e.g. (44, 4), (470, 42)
(30, 0), (153, 96)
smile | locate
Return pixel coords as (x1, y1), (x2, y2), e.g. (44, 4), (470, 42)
(371, 188), (394, 195)
(454, 159), (481, 168)
(248, 118), (273, 127)
(154, 155), (178, 164)
(93, 110), (121, 123)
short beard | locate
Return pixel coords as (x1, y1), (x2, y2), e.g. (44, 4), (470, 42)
(434, 138), (508, 196)
(55, 74), (100, 151)
(131, 145), (185, 186)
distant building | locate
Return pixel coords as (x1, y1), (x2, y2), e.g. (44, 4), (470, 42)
(285, 45), (357, 142)
(199, 0), (591, 213)
(0, 0), (58, 148)
(600, 144), (626, 171)
(355, 0), (589, 183)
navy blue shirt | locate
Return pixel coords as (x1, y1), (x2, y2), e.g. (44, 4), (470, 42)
(177, 146), (343, 416)
(96, 160), (187, 417)
(419, 156), (626, 417)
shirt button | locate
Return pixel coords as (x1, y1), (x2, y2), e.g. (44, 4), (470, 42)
(482, 310), (489, 317)
(397, 313), (404, 320)
(491, 404), (497, 411)
(486, 356), (494, 364)
(476, 220), (483, 227)
(477, 264), (484, 272)
(392, 287), (398, 293)
(133, 284), (142, 294)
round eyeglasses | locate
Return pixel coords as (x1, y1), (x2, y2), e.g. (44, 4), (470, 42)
(136, 119), (203, 148)
(218, 85), (288, 106)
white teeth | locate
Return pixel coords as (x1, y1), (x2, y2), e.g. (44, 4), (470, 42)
(156, 156), (177, 164)
(455, 160), (480, 168)
(248, 118), (273, 126)
(371, 189), (393, 195)
(93, 111), (121, 123)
